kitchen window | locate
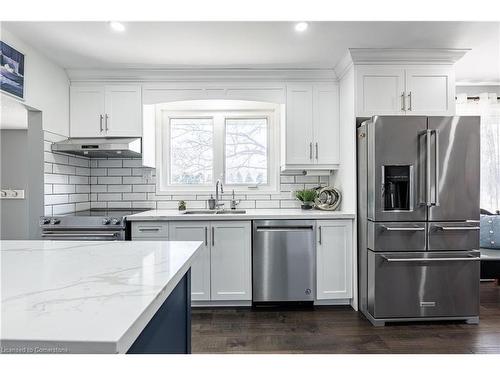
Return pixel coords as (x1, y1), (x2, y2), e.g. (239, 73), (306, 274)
(157, 101), (280, 194)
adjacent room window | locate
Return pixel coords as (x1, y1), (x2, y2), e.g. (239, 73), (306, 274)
(456, 92), (500, 213)
(157, 101), (279, 194)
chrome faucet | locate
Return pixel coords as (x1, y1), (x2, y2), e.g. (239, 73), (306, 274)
(215, 179), (224, 210)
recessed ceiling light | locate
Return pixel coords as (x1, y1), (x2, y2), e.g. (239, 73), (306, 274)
(295, 22), (308, 32)
(109, 21), (125, 32)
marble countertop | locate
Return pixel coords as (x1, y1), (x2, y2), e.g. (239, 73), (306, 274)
(126, 209), (356, 221)
(0, 240), (202, 354)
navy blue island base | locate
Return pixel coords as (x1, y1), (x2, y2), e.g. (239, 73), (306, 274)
(127, 270), (191, 354)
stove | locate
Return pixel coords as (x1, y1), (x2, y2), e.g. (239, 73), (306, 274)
(40, 209), (147, 241)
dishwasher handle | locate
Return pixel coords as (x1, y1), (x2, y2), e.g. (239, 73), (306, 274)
(255, 226), (314, 232)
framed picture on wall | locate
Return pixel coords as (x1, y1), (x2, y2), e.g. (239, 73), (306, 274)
(0, 41), (25, 100)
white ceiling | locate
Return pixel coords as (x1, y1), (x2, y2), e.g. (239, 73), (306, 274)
(3, 21), (500, 83)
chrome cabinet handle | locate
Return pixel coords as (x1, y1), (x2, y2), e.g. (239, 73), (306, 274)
(433, 129), (440, 206)
(105, 114), (109, 132)
(99, 114), (104, 132)
(205, 227), (208, 246)
(211, 226), (215, 246)
(435, 226), (480, 231)
(382, 255), (479, 263)
(315, 142), (318, 160)
(138, 227), (160, 232)
(407, 91), (412, 111)
(381, 226), (425, 231)
(401, 92), (406, 111)
(309, 142), (313, 160)
(318, 226), (322, 244)
(426, 129), (432, 206)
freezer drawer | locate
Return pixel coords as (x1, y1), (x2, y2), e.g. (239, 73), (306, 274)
(428, 222), (480, 251)
(368, 221), (426, 252)
(368, 250), (480, 319)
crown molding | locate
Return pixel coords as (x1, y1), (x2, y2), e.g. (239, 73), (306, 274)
(348, 48), (470, 65)
(334, 48), (471, 79)
(66, 68), (338, 83)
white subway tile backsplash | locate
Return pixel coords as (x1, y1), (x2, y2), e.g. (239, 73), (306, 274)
(44, 151), (329, 215)
(108, 201), (132, 209)
(44, 206), (53, 216)
(44, 163), (52, 173)
(76, 185), (91, 193)
(69, 176), (89, 185)
(108, 168), (132, 176)
(133, 184), (156, 193)
(98, 176), (122, 185)
(123, 159), (143, 167)
(53, 184), (76, 194)
(69, 194), (89, 203)
(75, 202), (91, 211)
(255, 200), (280, 209)
(52, 204), (76, 215)
(91, 168), (107, 176)
(108, 184), (132, 193)
(52, 164), (76, 175)
(98, 193), (122, 201)
(122, 176), (146, 184)
(45, 174), (69, 184)
(122, 193), (147, 201)
(45, 194), (69, 205)
(98, 159), (123, 168)
(91, 185), (107, 193)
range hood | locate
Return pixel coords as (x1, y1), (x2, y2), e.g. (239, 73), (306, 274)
(51, 138), (142, 158)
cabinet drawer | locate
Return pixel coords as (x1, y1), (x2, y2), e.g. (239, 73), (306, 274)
(368, 250), (480, 319)
(132, 222), (169, 239)
(368, 222), (426, 252)
(428, 222), (480, 251)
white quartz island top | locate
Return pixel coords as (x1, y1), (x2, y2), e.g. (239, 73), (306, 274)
(0, 240), (202, 354)
(127, 208), (356, 221)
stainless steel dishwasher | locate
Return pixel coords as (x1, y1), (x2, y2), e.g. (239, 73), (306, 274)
(252, 220), (316, 303)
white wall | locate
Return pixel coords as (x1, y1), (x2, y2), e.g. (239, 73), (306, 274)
(0, 27), (69, 136)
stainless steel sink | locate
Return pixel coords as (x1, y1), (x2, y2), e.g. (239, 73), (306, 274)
(182, 210), (246, 215)
(182, 210), (216, 215)
(216, 210), (246, 214)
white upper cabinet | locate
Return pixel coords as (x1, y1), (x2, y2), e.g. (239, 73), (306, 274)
(355, 65), (454, 117)
(70, 85), (142, 138)
(404, 68), (454, 115)
(104, 86), (142, 137)
(169, 221), (211, 301)
(356, 66), (405, 116)
(313, 84), (340, 165)
(210, 221), (252, 301)
(283, 83), (339, 170)
(285, 84), (314, 165)
(70, 86), (106, 137)
(316, 220), (353, 300)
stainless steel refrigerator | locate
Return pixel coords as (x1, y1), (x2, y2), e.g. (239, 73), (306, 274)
(357, 116), (481, 326)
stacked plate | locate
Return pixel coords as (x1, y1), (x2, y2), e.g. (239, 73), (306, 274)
(314, 186), (342, 211)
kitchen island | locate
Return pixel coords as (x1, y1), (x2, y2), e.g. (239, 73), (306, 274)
(0, 240), (202, 354)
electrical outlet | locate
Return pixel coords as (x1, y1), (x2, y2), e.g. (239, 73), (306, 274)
(0, 189), (25, 199)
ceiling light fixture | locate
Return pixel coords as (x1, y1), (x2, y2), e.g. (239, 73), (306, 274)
(109, 21), (125, 32)
(294, 22), (308, 32)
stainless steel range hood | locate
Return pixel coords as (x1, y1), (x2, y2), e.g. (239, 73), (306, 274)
(51, 138), (142, 158)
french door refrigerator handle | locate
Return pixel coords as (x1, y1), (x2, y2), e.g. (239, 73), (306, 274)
(381, 226), (425, 231)
(381, 255), (479, 263)
(433, 129), (440, 206)
(426, 129), (432, 206)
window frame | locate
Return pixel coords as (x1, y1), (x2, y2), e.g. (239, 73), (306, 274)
(156, 102), (280, 195)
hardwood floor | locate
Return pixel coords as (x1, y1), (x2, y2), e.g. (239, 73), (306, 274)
(191, 281), (500, 354)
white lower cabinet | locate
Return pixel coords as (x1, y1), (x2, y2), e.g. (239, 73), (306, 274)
(168, 220), (252, 303)
(210, 221), (252, 301)
(316, 220), (353, 300)
(169, 221), (211, 301)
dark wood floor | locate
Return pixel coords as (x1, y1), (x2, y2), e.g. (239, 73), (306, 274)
(191, 281), (500, 354)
